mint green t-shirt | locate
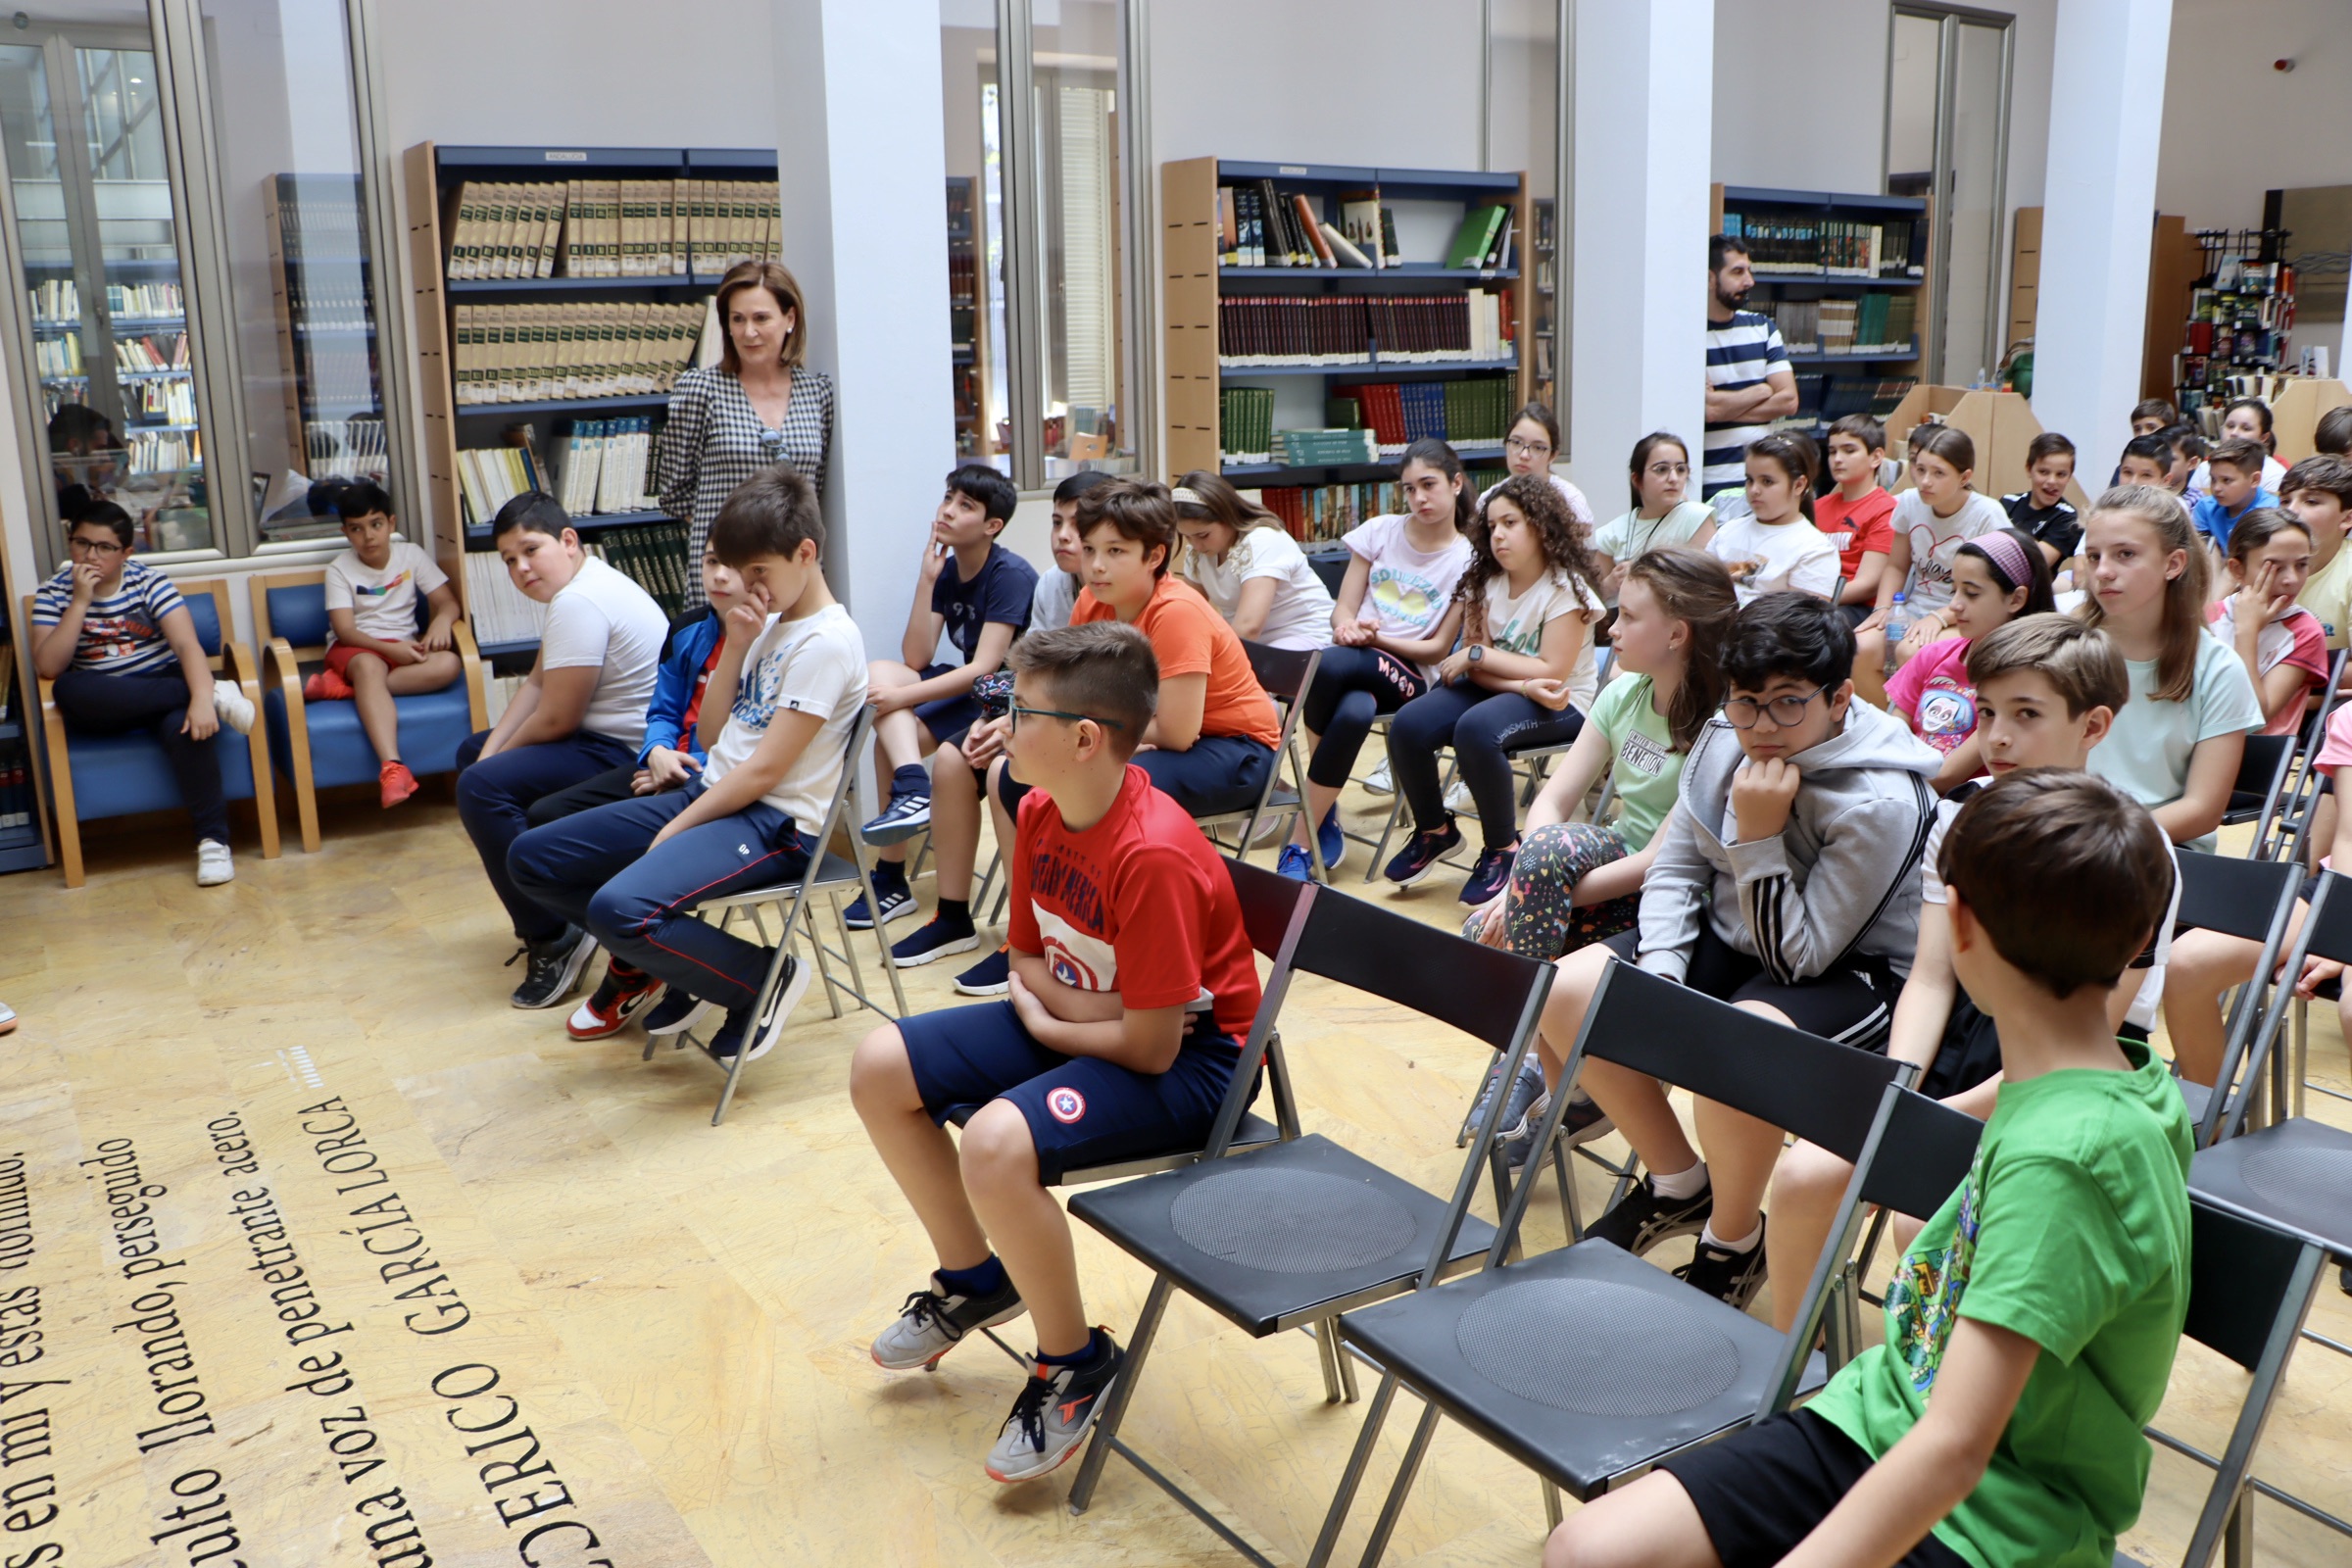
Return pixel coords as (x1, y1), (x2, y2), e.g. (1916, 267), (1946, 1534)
(1589, 672), (1682, 851)
(1807, 1038), (2193, 1568)
(2085, 630), (2261, 854)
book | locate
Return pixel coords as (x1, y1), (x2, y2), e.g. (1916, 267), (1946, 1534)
(1321, 222), (1373, 270)
(1338, 190), (1386, 270)
(1292, 195), (1335, 266)
(1445, 202), (1507, 270)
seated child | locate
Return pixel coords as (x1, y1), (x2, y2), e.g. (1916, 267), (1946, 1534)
(848, 619), (1263, 1484)
(2284, 455), (2352, 649)
(1528, 592), (1939, 1306)
(1033, 470), (1112, 633)
(30, 501), (257, 886)
(1859, 424), (2006, 670)
(2317, 404), (2352, 459)
(1885, 528), (2054, 792)
(307, 480), (462, 808)
(1479, 401), (1597, 536)
(1706, 433), (1839, 605)
(1815, 416), (1894, 624)
(457, 492), (668, 1008)
(2207, 507), (2326, 735)
(2189, 397), (2289, 498)
(1173, 470), (1335, 649)
(1551, 770), (2190, 1568)
(506, 466), (866, 1061)
(2131, 398), (2179, 439)
(2160, 422), (2208, 503)
(2001, 430), (2082, 571)
(1591, 431), (1716, 605)
(2190, 436), (2279, 554)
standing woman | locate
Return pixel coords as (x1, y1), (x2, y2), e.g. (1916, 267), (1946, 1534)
(656, 260), (835, 611)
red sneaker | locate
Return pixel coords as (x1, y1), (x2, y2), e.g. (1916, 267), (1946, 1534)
(306, 667), (354, 702)
(379, 760), (420, 808)
(567, 963), (664, 1041)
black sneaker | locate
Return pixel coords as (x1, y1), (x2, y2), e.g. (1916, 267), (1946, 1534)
(1585, 1174), (1713, 1256)
(955, 946), (1012, 997)
(642, 987), (712, 1037)
(1459, 845), (1517, 906)
(861, 784), (934, 846)
(985, 1335), (1126, 1483)
(702, 956), (813, 1065)
(871, 1270), (1027, 1371)
(508, 927), (597, 1009)
(1501, 1091), (1616, 1171)
(844, 878), (916, 929)
(1674, 1221), (1770, 1310)
(892, 916), (980, 968)
(1382, 816), (1463, 887)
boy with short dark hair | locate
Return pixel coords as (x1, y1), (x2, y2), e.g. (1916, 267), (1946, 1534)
(2192, 436), (2278, 553)
(849, 620), (1264, 1484)
(309, 479), (464, 808)
(1552, 769), (2190, 1568)
(2115, 432), (2193, 527)
(2002, 430), (2082, 569)
(2130, 398), (2177, 437)
(1816, 414), (1894, 624)
(2283, 454), (2352, 650)
(507, 466), (867, 1063)
(2316, 404), (2352, 458)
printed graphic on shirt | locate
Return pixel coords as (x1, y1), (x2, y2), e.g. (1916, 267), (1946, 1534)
(1034, 906), (1118, 992)
(1367, 565), (1446, 630)
(352, 571), (413, 603)
(1885, 1152), (1984, 1395)
(728, 645), (812, 731)
(1618, 730), (1672, 779)
(1914, 680), (1978, 753)
(78, 611), (161, 665)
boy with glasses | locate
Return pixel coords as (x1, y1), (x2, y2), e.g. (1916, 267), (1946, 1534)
(30, 502), (256, 886)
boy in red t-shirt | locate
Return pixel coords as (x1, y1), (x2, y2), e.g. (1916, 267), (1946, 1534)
(850, 620), (1264, 1485)
(1816, 414), (1895, 628)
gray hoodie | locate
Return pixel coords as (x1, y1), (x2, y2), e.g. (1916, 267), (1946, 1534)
(1637, 699), (1941, 988)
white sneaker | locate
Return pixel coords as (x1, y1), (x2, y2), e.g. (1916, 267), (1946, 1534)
(211, 682), (256, 735)
(0, 1001), (16, 1035)
(196, 840), (234, 886)
(1446, 780), (1477, 817)
(1363, 757), (1394, 795)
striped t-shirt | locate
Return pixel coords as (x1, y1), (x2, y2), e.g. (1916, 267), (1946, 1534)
(1702, 311), (1791, 497)
(31, 557), (185, 674)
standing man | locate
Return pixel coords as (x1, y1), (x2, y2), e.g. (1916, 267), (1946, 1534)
(1702, 235), (1798, 505)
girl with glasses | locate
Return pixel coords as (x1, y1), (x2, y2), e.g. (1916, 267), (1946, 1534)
(1477, 401), (1595, 540)
(1592, 430), (1718, 605)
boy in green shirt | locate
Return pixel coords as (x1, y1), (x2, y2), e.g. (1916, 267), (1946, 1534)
(1546, 770), (2192, 1568)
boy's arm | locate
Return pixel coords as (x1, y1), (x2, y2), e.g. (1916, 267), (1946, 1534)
(1143, 671), (1208, 751)
(1730, 786), (1931, 986)
(421, 583), (461, 649)
(1006, 951), (1187, 1072)
(636, 629), (705, 765)
(1634, 796), (1711, 983)
(899, 545), (949, 668)
(478, 663), (540, 757)
(651, 707), (825, 847)
(495, 664), (595, 750)
(157, 605), (219, 729)
(1839, 550), (1888, 606)
(1887, 901), (1957, 1076)
(30, 584), (88, 678)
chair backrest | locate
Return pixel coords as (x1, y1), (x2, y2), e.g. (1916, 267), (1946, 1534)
(180, 586), (225, 659)
(1229, 856), (1310, 959)
(255, 571), (333, 651)
(1200, 862), (1316, 1159)
(2172, 850), (2299, 945)
(1241, 639), (1317, 705)
(2217, 866), (2352, 1141)
(1855, 1087), (1982, 1221)
(2183, 1197), (2323, 1371)
(2232, 732), (2292, 802)
(1287, 879), (1553, 1054)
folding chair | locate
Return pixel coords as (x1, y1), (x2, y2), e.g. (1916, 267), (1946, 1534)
(1818, 1085), (1987, 1369)
(1325, 962), (1919, 1565)
(657, 706), (909, 1124)
(1195, 641), (1324, 876)
(2168, 851), (2302, 1144)
(1063, 876), (1555, 1567)
(2133, 1200), (2330, 1568)
(2221, 732), (2294, 836)
(2255, 648), (2347, 864)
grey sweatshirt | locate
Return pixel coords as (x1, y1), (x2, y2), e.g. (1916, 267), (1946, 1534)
(1637, 700), (1941, 987)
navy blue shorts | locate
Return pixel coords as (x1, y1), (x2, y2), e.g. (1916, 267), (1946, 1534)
(900, 1000), (1249, 1183)
(993, 734), (1275, 821)
(914, 661), (981, 749)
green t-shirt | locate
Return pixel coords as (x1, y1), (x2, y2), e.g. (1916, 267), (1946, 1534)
(1590, 672), (1683, 851)
(1807, 1037), (2193, 1568)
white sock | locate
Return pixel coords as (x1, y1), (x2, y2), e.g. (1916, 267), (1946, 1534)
(1701, 1219), (1762, 1254)
(1649, 1160), (1708, 1200)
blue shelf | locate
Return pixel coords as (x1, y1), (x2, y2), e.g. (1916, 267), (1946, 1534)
(1752, 273), (1923, 289)
(1722, 185), (1927, 215)
(685, 148), (783, 172)
(464, 509), (670, 547)
(0, 841), (48, 876)
(1220, 356), (1519, 378)
(448, 274), (706, 296)
(0, 720), (21, 742)
(1787, 345), (1921, 366)
(453, 394), (670, 418)
(1220, 265), (1518, 282)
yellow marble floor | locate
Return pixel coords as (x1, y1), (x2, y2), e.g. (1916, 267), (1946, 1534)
(2, 790), (2348, 1567)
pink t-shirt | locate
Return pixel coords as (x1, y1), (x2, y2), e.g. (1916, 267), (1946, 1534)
(1885, 636), (1978, 755)
(2207, 599), (2328, 735)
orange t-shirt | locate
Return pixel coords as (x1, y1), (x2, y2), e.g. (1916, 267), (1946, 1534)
(1073, 576), (1281, 748)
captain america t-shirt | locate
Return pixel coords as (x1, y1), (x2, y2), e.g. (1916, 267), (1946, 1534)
(1008, 763), (1262, 1042)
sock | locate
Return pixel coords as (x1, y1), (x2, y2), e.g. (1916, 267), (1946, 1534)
(872, 860), (908, 893)
(892, 762), (931, 796)
(938, 1255), (1007, 1298)
(1701, 1219), (1761, 1254)
(608, 958), (647, 982)
(1035, 1327), (1106, 1368)
(934, 898), (972, 931)
(1649, 1160), (1709, 1200)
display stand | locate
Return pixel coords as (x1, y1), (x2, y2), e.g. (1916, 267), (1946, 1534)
(2272, 377), (2350, 463)
(1883, 385), (2074, 503)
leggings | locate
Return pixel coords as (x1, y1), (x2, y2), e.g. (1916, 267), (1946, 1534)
(1300, 645), (1426, 789)
(52, 664), (229, 845)
(1465, 821), (1640, 957)
(1387, 683), (1586, 851)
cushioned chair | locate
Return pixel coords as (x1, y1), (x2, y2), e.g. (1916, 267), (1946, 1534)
(251, 570), (488, 852)
(27, 577), (279, 888)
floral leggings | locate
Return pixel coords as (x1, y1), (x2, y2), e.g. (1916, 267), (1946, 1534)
(1462, 820), (1641, 959)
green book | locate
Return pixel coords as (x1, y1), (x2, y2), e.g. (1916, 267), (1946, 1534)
(1445, 203), (1507, 270)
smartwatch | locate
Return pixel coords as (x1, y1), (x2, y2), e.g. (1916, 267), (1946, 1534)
(1467, 645), (1485, 664)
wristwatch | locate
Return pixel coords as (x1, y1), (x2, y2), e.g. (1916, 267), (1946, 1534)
(1467, 645), (1485, 664)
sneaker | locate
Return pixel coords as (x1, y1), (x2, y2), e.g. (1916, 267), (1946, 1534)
(1459, 845), (1516, 906)
(1502, 1091), (1615, 1171)
(1382, 816), (1462, 887)
(1475, 1055), (1547, 1144)
(211, 681), (256, 734)
(1585, 1174), (1713, 1257)
(195, 839), (234, 887)
(642, 988), (713, 1038)
(509, 926), (596, 1009)
(985, 1335), (1126, 1484)
(1276, 843), (1315, 882)
(843, 879), (916, 930)
(379, 760), (420, 808)
(1362, 757), (1394, 795)
(0, 1000), (19, 1035)
(703, 955), (813, 1064)
(303, 667), (353, 703)
(567, 963), (665, 1041)
(892, 916), (980, 968)
(871, 1269), (1026, 1372)
(1674, 1222), (1770, 1310)
(954, 946), (1012, 997)
(1316, 807), (1346, 873)
(861, 785), (934, 847)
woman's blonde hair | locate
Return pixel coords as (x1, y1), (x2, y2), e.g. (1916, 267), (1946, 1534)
(714, 259), (808, 373)
(1172, 470), (1285, 537)
(2076, 483), (2208, 703)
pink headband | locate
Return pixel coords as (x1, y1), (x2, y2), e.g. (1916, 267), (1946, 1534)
(1970, 530), (2036, 591)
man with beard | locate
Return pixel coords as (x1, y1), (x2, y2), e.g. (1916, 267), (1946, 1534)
(1702, 234), (1797, 506)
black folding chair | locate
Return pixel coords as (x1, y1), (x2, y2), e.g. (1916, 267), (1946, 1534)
(2222, 732), (2294, 834)
(2168, 851), (2302, 1145)
(2132, 1200), (2329, 1568)
(1198, 641), (1326, 877)
(1820, 1085), (1986, 1369)
(1063, 878), (1555, 1567)
(2256, 648), (2347, 863)
(1323, 962), (1920, 1564)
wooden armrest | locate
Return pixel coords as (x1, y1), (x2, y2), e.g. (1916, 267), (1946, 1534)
(452, 620), (490, 732)
(261, 637), (304, 706)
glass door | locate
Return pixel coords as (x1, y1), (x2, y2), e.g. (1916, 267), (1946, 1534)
(1885, 4), (2013, 390)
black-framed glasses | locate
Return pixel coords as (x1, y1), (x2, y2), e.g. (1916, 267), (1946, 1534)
(68, 536), (126, 556)
(1723, 687), (1825, 729)
(1505, 436), (1552, 458)
(1009, 702), (1125, 732)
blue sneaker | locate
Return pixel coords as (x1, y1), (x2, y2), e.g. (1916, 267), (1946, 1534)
(1276, 843), (1314, 882)
(1316, 808), (1346, 873)
(844, 876), (917, 930)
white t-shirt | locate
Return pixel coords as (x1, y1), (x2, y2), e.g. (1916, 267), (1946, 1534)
(1923, 799), (2180, 1032)
(1479, 472), (1597, 535)
(1890, 490), (2007, 616)
(1706, 514), (1839, 604)
(2087, 630), (2265, 855)
(1343, 513), (1475, 679)
(2188, 455), (2288, 498)
(1480, 567), (1607, 709)
(324, 539), (447, 644)
(538, 555), (669, 746)
(702, 604), (869, 827)
(1030, 570), (1080, 633)
(1181, 526), (1335, 651)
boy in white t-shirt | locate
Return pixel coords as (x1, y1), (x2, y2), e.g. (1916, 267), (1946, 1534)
(308, 482), (464, 807)
(459, 493), (669, 1010)
(510, 466), (868, 1064)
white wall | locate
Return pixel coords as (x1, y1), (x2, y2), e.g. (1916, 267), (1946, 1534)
(2155, 0), (2352, 232)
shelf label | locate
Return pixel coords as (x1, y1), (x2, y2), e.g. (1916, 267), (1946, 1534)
(1278, 166), (1309, 176)
(543, 151), (588, 162)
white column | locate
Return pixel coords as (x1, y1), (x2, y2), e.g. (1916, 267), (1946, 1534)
(1567, 0), (1712, 498)
(2031, 0), (2172, 475)
(769, 0), (957, 660)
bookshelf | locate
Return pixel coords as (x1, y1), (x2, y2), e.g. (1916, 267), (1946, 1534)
(947, 176), (990, 459)
(404, 143), (786, 631)
(2172, 228), (2297, 419)
(264, 174), (386, 501)
(1162, 158), (1530, 540)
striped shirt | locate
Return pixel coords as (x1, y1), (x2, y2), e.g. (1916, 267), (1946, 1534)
(31, 558), (185, 674)
(655, 364), (835, 611)
(1702, 311), (1791, 497)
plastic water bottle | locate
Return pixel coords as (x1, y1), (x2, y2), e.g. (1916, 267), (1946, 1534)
(1883, 593), (1912, 674)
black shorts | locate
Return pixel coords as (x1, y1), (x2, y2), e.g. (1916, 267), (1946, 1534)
(1601, 922), (1896, 1050)
(1658, 1408), (1970, 1568)
(1838, 602), (1875, 630)
(913, 662), (981, 749)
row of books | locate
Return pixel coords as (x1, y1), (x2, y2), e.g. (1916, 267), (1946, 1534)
(450, 301), (706, 406)
(581, 521), (694, 618)
(547, 418), (661, 516)
(1783, 374), (1917, 423)
(1217, 292), (1514, 368)
(116, 333), (190, 372)
(304, 418), (388, 482)
(443, 178), (785, 279)
(286, 279), (373, 334)
(462, 551), (547, 647)
(25, 278), (192, 328)
(1331, 377), (1517, 451)
(33, 338), (79, 379)
(0, 760), (35, 836)
(1721, 212), (1922, 278)
(1256, 480), (1403, 541)
(128, 378), (197, 424)
(1770, 295), (1917, 356)
(1273, 428), (1380, 466)
(1220, 180), (1399, 270)
(126, 429), (198, 476)
(457, 445), (547, 532)
(1219, 387), (1275, 465)
(273, 178), (364, 263)
(462, 524), (693, 644)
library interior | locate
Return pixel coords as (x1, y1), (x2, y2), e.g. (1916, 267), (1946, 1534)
(1, 1), (2351, 1564)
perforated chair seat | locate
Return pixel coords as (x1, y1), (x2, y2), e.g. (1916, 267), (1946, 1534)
(2191, 1116), (2352, 1258)
(1340, 1237), (1830, 1499)
(1069, 1132), (1498, 1336)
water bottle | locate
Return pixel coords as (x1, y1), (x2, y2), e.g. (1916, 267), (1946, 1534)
(1883, 593), (1912, 674)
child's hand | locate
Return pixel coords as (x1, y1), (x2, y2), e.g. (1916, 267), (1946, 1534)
(1731, 757), (1802, 843)
(1472, 894), (1510, 948)
(645, 747), (702, 790)
(918, 541), (951, 584)
(723, 584), (772, 647)
(421, 622), (454, 653)
(1898, 617), (1941, 658)
(1436, 647), (1473, 684)
(182, 694), (219, 741)
(2258, 559), (2298, 622)
(1520, 676), (1573, 711)
(383, 640), (426, 666)
(1331, 619), (1371, 648)
(630, 768), (658, 796)
(962, 717), (1007, 767)
(2294, 955), (2345, 999)
(1852, 605), (1889, 635)
(1006, 969), (1054, 1037)
(70, 561), (104, 603)
(866, 684), (912, 715)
